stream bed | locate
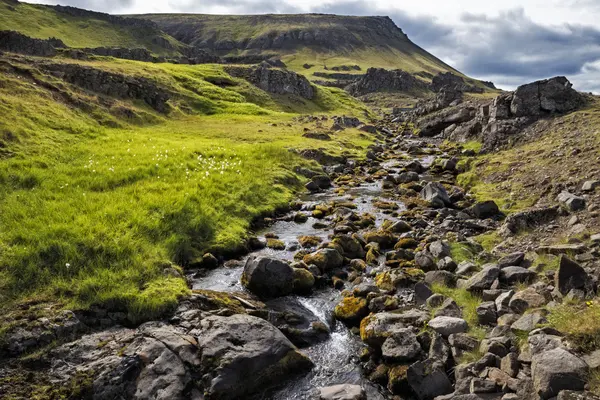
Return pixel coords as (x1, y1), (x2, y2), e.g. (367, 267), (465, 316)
(191, 152), (435, 399)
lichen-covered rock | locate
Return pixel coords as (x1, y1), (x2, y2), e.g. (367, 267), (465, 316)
(303, 248), (344, 272)
(334, 296), (369, 326)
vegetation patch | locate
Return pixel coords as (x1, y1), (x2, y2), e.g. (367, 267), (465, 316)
(547, 301), (600, 353)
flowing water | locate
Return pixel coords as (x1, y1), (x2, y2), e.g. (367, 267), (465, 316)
(191, 151), (435, 399)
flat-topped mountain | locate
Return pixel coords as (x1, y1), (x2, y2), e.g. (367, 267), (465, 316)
(136, 13), (458, 76)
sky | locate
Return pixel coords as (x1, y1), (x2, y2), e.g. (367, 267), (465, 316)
(28, 0), (600, 92)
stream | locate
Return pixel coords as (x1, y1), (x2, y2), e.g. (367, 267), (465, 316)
(191, 149), (436, 399)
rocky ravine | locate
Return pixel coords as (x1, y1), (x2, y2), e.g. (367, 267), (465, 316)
(2, 79), (600, 400)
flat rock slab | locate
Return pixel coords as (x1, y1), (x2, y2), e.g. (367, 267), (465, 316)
(428, 316), (468, 336)
(319, 384), (366, 400)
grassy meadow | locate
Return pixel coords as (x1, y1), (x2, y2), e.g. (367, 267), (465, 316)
(0, 55), (373, 321)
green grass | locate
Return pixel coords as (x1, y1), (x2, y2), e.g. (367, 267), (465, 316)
(473, 231), (503, 253)
(0, 55), (373, 322)
(547, 301), (600, 352)
(431, 284), (483, 332)
(0, 0), (180, 54)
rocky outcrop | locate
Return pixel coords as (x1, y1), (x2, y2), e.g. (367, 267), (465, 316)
(510, 76), (583, 117)
(397, 76), (584, 150)
(225, 62), (315, 99)
(431, 72), (484, 93)
(0, 30), (65, 57)
(40, 62), (171, 113)
(345, 68), (427, 96)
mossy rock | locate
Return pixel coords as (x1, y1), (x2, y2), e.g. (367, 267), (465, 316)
(369, 364), (390, 384)
(298, 235), (323, 248)
(387, 365), (410, 394)
(395, 238), (419, 250)
(312, 209), (325, 219)
(266, 238), (286, 250)
(292, 268), (315, 294)
(334, 296), (368, 326)
(375, 268), (424, 291)
(366, 248), (380, 265)
(364, 230), (397, 248)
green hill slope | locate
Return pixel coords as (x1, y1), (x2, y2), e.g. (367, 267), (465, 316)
(0, 53), (371, 321)
(0, 0), (181, 54)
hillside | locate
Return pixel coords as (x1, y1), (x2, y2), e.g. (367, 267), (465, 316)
(0, 0), (181, 54)
(137, 13), (461, 78)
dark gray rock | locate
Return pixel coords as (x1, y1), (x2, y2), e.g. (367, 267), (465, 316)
(555, 255), (590, 295)
(346, 67), (428, 96)
(477, 301), (498, 325)
(470, 201), (501, 219)
(242, 256), (295, 298)
(557, 191), (586, 212)
(425, 271), (458, 287)
(382, 329), (422, 362)
(510, 76), (583, 117)
(197, 314), (313, 399)
(430, 240), (451, 259)
(421, 182), (453, 208)
(500, 206), (559, 236)
(500, 266), (536, 285)
(226, 63), (315, 99)
(497, 252), (525, 269)
(434, 298), (463, 318)
(407, 358), (454, 400)
(511, 311), (547, 333)
(509, 288), (546, 313)
(428, 316), (468, 337)
(465, 264), (500, 292)
(532, 348), (588, 399)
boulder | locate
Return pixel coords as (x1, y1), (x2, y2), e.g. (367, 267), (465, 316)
(510, 76), (583, 117)
(555, 255), (590, 295)
(476, 301), (498, 325)
(428, 316), (468, 337)
(557, 191), (586, 212)
(500, 266), (536, 285)
(430, 240), (451, 259)
(197, 314), (313, 399)
(509, 288), (546, 314)
(407, 359), (454, 400)
(381, 329), (422, 362)
(465, 264), (500, 292)
(319, 384), (366, 400)
(421, 182), (453, 208)
(532, 348), (588, 399)
(511, 311), (547, 333)
(470, 201), (501, 219)
(303, 249), (344, 272)
(242, 257), (294, 298)
(334, 296), (369, 326)
(497, 252), (525, 269)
